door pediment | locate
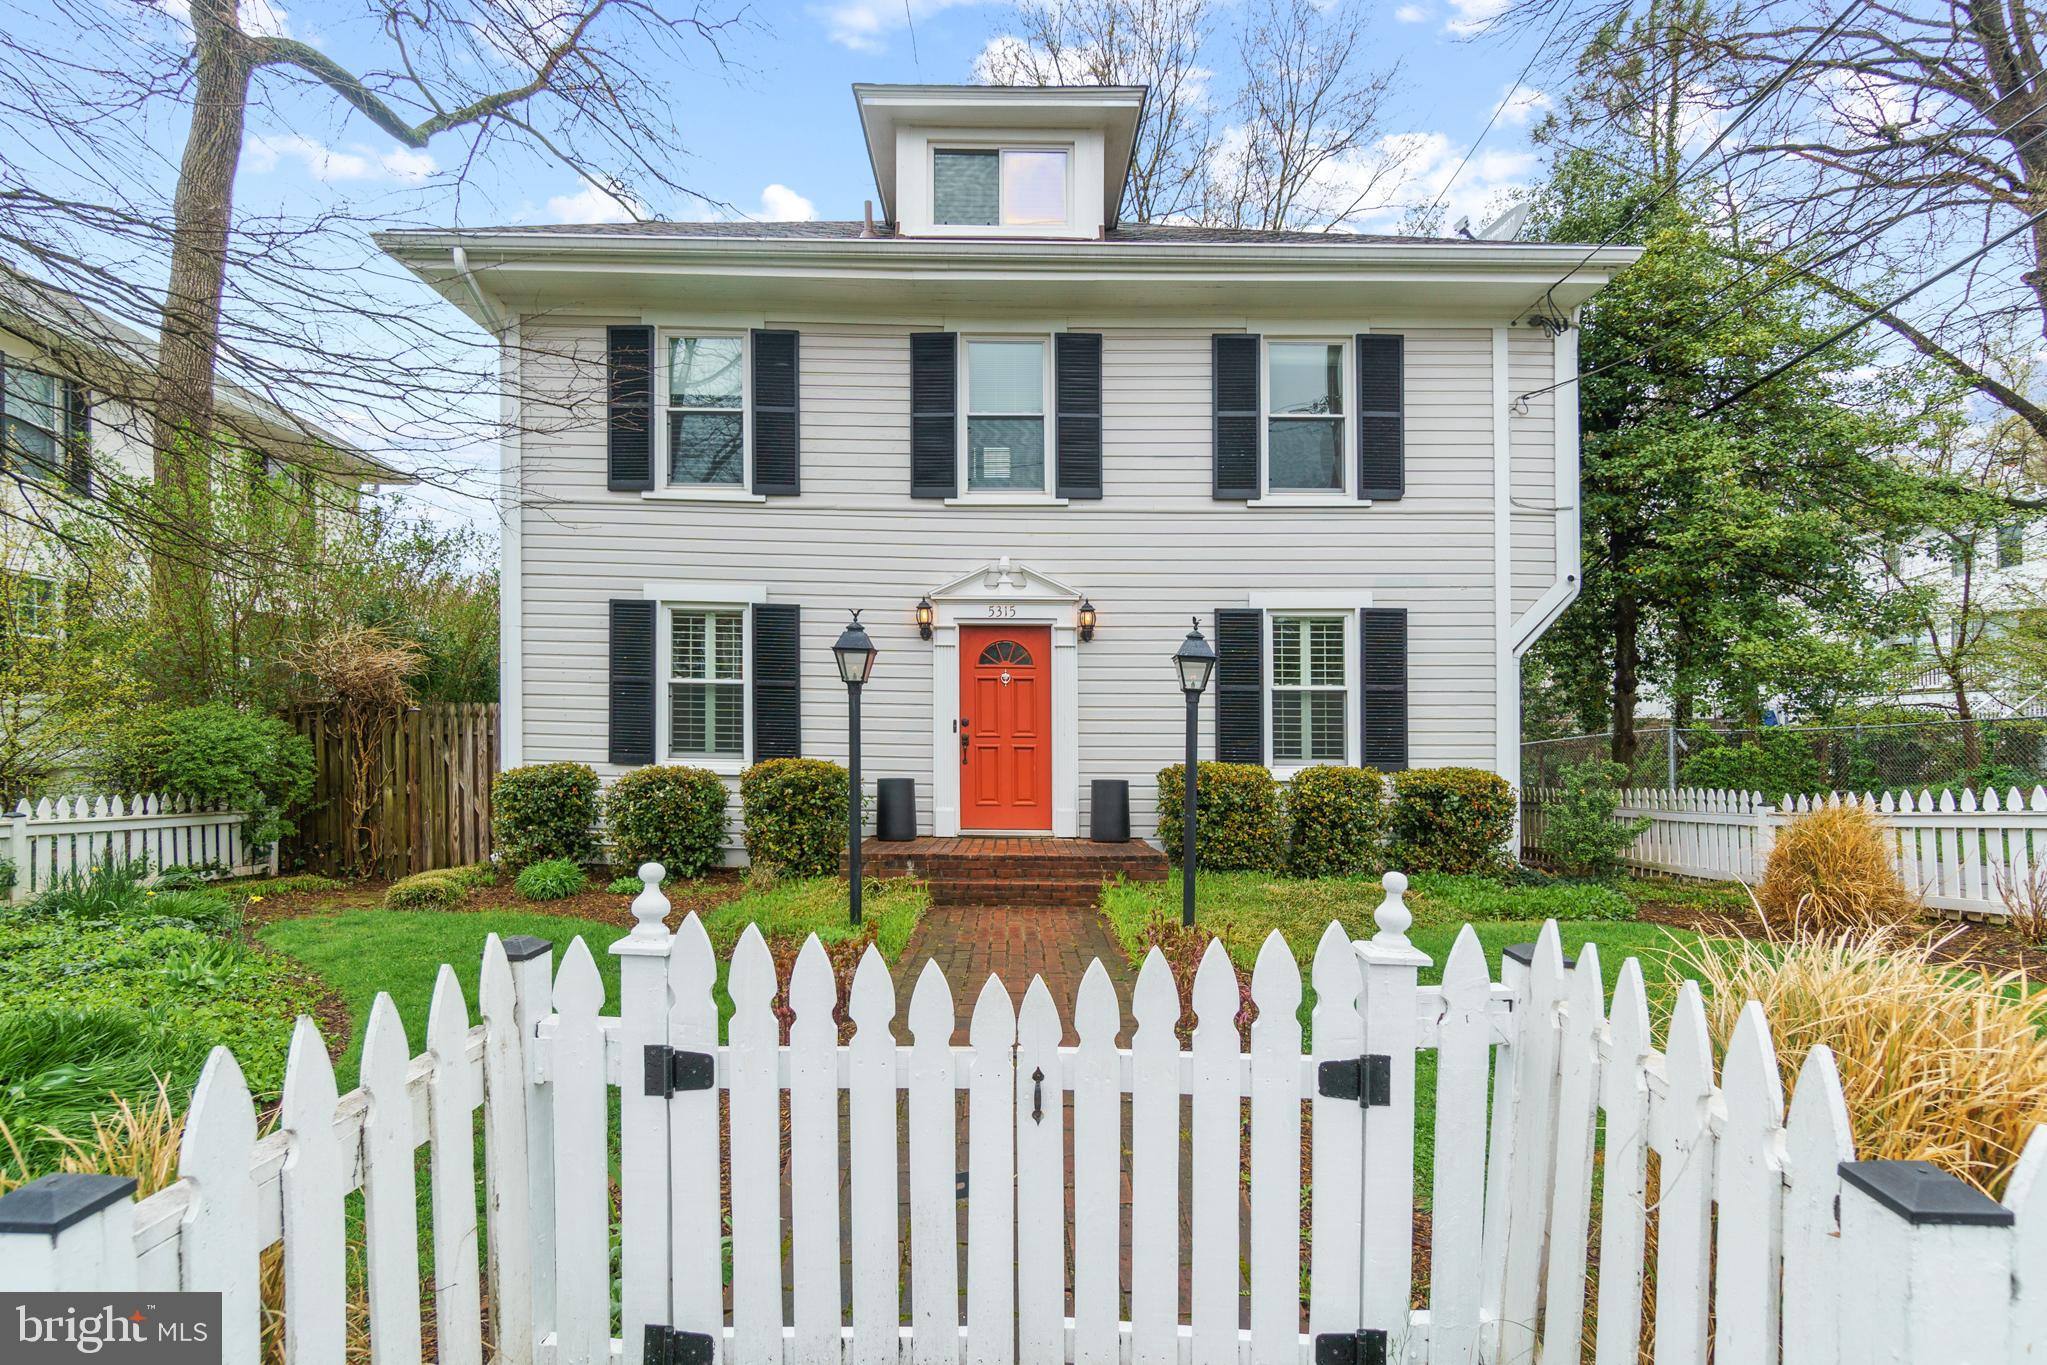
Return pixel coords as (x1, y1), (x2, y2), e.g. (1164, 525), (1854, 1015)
(927, 556), (1082, 604)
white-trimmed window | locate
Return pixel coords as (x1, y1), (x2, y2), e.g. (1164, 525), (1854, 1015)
(964, 337), (1050, 494)
(662, 334), (745, 488)
(7, 573), (57, 638)
(2, 365), (64, 482)
(934, 147), (1070, 226)
(1269, 613), (1350, 766)
(1265, 340), (1348, 494)
(666, 607), (746, 762)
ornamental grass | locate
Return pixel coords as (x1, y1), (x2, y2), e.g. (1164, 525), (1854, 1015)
(1754, 804), (1916, 936)
(1680, 930), (2047, 1197)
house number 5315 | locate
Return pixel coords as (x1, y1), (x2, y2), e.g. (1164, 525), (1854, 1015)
(986, 604), (1016, 618)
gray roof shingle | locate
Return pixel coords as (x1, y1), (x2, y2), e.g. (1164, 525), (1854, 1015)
(442, 219), (1525, 246)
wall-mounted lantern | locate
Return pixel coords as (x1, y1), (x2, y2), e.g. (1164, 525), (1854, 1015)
(1077, 598), (1097, 643)
(915, 596), (935, 641)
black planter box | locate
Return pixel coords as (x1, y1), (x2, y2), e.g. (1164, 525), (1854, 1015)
(1090, 780), (1130, 842)
(876, 778), (916, 841)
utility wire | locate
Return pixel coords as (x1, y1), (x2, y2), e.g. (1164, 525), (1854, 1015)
(1422, 0), (1579, 225)
(1693, 202), (2047, 417)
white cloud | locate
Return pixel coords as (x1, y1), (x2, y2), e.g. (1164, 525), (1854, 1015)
(1493, 83), (1552, 128)
(758, 184), (819, 221)
(1326, 129), (1539, 235)
(812, 0), (984, 53)
(245, 134), (372, 182)
(155, 0), (290, 36)
(544, 183), (640, 224)
(380, 146), (439, 182)
(1394, 4), (1429, 20)
(1444, 0), (1507, 34)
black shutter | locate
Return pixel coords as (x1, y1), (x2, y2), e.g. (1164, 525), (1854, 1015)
(1360, 607), (1408, 771)
(751, 603), (802, 759)
(1214, 608), (1264, 765)
(606, 325), (655, 492)
(751, 329), (800, 496)
(1356, 334), (1404, 501)
(1212, 334), (1260, 500)
(910, 332), (957, 499)
(609, 599), (657, 766)
(63, 381), (90, 496)
(1055, 332), (1103, 499)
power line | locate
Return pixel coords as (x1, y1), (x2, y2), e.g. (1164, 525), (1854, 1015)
(1422, 1), (1578, 224)
(1694, 202), (2047, 417)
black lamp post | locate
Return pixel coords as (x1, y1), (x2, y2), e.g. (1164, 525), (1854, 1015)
(1173, 618), (1218, 927)
(833, 611), (879, 925)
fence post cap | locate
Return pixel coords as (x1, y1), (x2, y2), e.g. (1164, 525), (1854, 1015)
(1373, 870), (1411, 940)
(0, 1173), (137, 1235)
(1839, 1159), (2014, 1227)
(500, 934), (553, 963)
(625, 862), (671, 944)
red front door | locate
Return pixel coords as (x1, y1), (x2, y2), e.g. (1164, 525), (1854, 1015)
(959, 624), (1054, 831)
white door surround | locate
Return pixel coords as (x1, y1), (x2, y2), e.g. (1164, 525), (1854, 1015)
(927, 557), (1083, 837)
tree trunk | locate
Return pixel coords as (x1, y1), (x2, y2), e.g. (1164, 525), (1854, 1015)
(1611, 587), (1641, 769)
(150, 0), (253, 697)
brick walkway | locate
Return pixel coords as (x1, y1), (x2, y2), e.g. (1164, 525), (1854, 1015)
(894, 905), (1136, 1044)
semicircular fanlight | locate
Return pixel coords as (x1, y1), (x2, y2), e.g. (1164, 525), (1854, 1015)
(977, 639), (1034, 667)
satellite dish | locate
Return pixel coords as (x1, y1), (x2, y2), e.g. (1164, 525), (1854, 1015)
(1478, 204), (1530, 241)
(1453, 216), (1475, 240)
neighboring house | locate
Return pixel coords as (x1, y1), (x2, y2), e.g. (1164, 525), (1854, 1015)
(381, 83), (1638, 849)
(1879, 520), (2047, 718)
(0, 265), (412, 589)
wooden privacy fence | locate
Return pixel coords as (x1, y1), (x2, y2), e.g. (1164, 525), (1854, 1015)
(7, 870), (2047, 1364)
(284, 701), (498, 878)
(1522, 784), (2047, 917)
(2, 794), (276, 901)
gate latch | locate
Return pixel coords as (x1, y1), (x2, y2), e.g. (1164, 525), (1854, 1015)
(1316, 1055), (1392, 1108)
(644, 1046), (716, 1097)
(644, 1326), (715, 1365)
(1313, 1329), (1388, 1365)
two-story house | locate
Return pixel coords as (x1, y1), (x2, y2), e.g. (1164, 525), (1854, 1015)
(380, 84), (1638, 851)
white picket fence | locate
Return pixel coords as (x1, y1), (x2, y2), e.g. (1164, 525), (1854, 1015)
(1522, 784), (2047, 916)
(2, 793), (277, 901)
(6, 868), (2046, 1364)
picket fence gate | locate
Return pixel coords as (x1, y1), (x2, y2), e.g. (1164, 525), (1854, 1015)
(2, 793), (277, 901)
(1521, 784), (2047, 917)
(7, 867), (2047, 1365)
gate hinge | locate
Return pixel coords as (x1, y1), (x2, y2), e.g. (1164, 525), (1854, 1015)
(643, 1045), (715, 1097)
(1316, 1055), (1392, 1107)
(1314, 1329), (1388, 1365)
(643, 1326), (714, 1365)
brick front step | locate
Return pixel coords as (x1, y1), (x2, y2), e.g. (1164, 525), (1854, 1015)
(846, 835), (1168, 910)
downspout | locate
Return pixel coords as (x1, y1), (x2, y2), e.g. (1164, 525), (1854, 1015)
(451, 247), (504, 333)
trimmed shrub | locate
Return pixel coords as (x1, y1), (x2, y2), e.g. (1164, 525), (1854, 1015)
(1679, 729), (1826, 802)
(740, 758), (849, 878)
(1387, 767), (1515, 875)
(492, 763), (599, 871)
(605, 765), (728, 880)
(1537, 758), (1652, 880)
(385, 869), (469, 911)
(1286, 765), (1387, 878)
(515, 857), (589, 901)
(1154, 762), (1286, 872)
(1756, 804), (1915, 935)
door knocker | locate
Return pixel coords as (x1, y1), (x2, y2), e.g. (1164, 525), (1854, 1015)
(999, 671), (1012, 685)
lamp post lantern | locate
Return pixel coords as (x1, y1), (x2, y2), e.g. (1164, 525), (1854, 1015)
(833, 611), (879, 925)
(1172, 618), (1217, 928)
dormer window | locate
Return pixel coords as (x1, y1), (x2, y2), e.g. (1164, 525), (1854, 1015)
(934, 147), (1069, 227)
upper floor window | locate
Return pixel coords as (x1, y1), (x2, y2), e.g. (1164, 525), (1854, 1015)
(2, 365), (64, 482)
(934, 148), (1069, 227)
(1998, 524), (2025, 569)
(1266, 341), (1347, 494)
(964, 338), (1049, 494)
(6, 573), (57, 638)
(665, 335), (744, 488)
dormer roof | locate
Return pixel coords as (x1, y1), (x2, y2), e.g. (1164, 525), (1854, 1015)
(852, 83), (1145, 228)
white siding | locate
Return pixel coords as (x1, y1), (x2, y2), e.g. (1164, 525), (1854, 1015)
(514, 317), (1559, 843)
(1509, 329), (1558, 618)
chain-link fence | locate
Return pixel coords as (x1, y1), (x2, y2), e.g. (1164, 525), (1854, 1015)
(1523, 716), (2047, 796)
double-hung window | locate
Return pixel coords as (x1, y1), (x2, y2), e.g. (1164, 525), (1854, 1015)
(7, 573), (57, 638)
(668, 607), (745, 761)
(2, 366), (64, 482)
(1270, 614), (1349, 765)
(665, 335), (744, 488)
(964, 338), (1048, 493)
(1998, 524), (2025, 568)
(1265, 341), (1346, 494)
(934, 148), (1069, 226)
